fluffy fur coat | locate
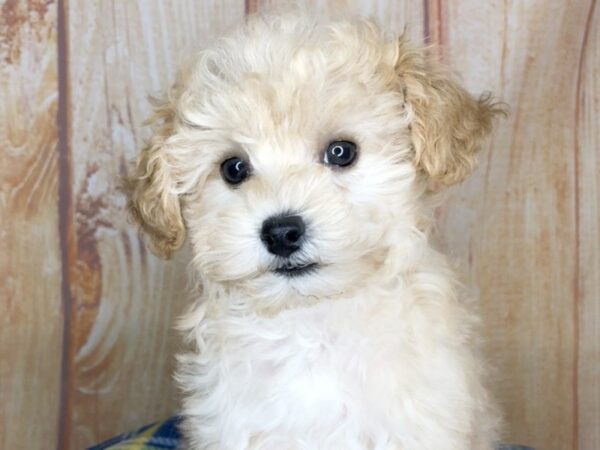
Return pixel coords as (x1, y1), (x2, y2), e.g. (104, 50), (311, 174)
(126, 11), (504, 450)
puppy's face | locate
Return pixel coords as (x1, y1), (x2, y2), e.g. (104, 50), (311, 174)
(126, 16), (502, 313)
(183, 59), (414, 308)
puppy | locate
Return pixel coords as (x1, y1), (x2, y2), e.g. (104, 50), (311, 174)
(126, 11), (504, 450)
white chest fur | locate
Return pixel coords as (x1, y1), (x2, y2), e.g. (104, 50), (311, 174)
(180, 285), (498, 450)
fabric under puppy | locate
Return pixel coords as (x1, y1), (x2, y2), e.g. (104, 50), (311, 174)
(126, 11), (504, 450)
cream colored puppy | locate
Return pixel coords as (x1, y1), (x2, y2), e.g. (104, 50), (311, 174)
(127, 11), (504, 450)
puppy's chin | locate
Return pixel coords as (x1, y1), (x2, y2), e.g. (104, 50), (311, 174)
(223, 258), (380, 317)
(196, 243), (390, 316)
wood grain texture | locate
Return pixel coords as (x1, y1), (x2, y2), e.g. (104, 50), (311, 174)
(577, 1), (599, 449)
(0, 1), (61, 449)
(63, 1), (245, 448)
(1, 0), (598, 448)
(431, 1), (596, 449)
(253, 0), (424, 41)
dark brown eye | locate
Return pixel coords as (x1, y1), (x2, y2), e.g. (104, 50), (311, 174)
(324, 140), (357, 167)
(220, 157), (249, 185)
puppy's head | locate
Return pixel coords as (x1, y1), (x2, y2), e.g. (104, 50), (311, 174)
(126, 14), (503, 313)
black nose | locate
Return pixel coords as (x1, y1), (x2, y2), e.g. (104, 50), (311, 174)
(260, 215), (306, 257)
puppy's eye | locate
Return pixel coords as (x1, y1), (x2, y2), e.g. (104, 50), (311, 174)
(323, 140), (357, 167)
(220, 157), (250, 185)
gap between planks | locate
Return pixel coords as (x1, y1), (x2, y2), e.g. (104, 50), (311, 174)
(56, 0), (73, 448)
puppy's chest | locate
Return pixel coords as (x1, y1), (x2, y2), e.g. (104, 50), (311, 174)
(208, 299), (409, 416)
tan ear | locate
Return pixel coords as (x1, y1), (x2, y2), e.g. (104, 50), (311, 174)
(395, 37), (506, 186)
(125, 93), (185, 259)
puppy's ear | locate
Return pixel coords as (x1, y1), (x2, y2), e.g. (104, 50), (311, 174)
(125, 92), (184, 259)
(395, 37), (505, 186)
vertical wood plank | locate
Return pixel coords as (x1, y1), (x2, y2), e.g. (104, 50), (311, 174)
(431, 1), (594, 449)
(0, 1), (62, 449)
(64, 1), (245, 448)
(577, 2), (599, 449)
(253, 0), (424, 42)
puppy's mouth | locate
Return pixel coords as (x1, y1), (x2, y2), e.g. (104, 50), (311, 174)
(273, 261), (319, 278)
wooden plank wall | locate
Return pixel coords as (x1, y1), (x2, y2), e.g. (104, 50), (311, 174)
(1, 1), (245, 449)
(576, 2), (599, 448)
(0, 1), (597, 449)
(0, 2), (62, 449)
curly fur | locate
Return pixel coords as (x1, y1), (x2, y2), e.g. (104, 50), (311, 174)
(394, 39), (506, 185)
(124, 76), (189, 258)
(126, 11), (504, 450)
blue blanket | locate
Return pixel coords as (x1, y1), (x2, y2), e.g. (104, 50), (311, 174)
(88, 417), (182, 450)
(89, 417), (534, 450)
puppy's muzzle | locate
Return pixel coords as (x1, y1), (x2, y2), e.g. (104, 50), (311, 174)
(260, 214), (305, 257)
